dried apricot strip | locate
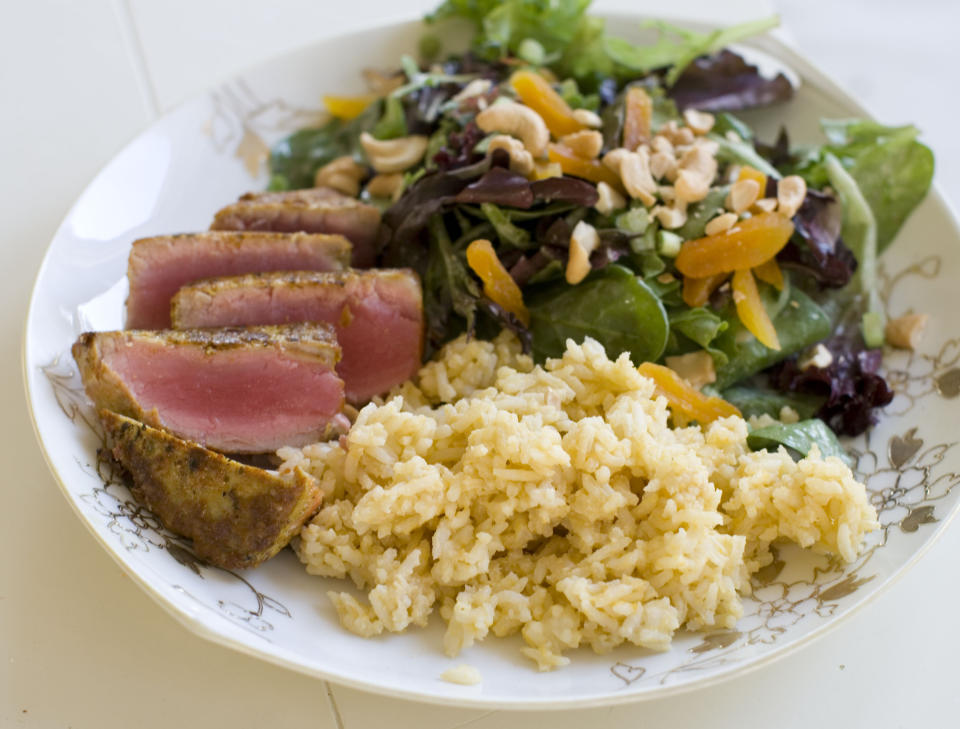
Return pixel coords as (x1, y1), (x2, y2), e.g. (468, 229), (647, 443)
(510, 70), (585, 138)
(732, 268), (780, 350)
(547, 144), (625, 193)
(622, 87), (653, 150)
(466, 239), (530, 326)
(674, 212), (794, 278)
(682, 272), (729, 308)
(323, 94), (377, 120)
(753, 257), (784, 290)
(638, 362), (741, 425)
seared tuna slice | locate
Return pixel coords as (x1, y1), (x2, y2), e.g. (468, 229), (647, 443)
(125, 231), (351, 329)
(170, 269), (423, 403)
(73, 324), (345, 453)
(100, 409), (323, 569)
(210, 188), (381, 267)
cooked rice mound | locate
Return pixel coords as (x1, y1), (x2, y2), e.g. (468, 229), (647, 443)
(283, 332), (878, 670)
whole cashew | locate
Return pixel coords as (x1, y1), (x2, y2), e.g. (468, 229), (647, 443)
(475, 100), (549, 157)
(360, 132), (429, 174)
(487, 135), (535, 176)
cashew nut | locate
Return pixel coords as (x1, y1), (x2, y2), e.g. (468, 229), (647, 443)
(777, 175), (807, 219)
(314, 155), (367, 197)
(726, 179), (761, 214)
(652, 204), (687, 230)
(365, 172), (405, 201)
(572, 108), (603, 129)
(566, 221), (599, 285)
(604, 147), (657, 206)
(650, 151), (678, 181)
(664, 350), (716, 389)
(752, 197), (778, 213)
(487, 135), (535, 176)
(560, 130), (603, 159)
(659, 120), (695, 147)
(682, 108), (715, 136)
(704, 211), (739, 236)
(452, 78), (492, 104)
(475, 100), (549, 157)
(885, 313), (929, 350)
(594, 181), (627, 216)
(359, 132), (429, 174)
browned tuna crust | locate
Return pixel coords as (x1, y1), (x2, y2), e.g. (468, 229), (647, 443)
(100, 409), (323, 569)
(210, 188), (381, 267)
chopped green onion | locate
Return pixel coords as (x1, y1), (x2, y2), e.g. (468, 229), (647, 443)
(658, 230), (683, 257)
(862, 311), (886, 348)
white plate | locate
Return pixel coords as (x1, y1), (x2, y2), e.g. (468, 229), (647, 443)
(23, 14), (960, 709)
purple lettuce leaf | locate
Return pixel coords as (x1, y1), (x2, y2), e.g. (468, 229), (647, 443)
(777, 188), (858, 288)
(769, 331), (893, 437)
(668, 50), (793, 112)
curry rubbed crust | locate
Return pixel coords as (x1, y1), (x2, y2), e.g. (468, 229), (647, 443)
(100, 409), (322, 569)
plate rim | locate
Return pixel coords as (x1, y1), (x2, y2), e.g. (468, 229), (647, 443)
(22, 11), (960, 710)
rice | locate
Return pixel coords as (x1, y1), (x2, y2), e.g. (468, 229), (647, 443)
(284, 331), (878, 670)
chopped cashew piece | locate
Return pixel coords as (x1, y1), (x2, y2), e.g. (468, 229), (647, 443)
(560, 130), (604, 159)
(683, 109), (715, 135)
(704, 211), (739, 236)
(365, 172), (404, 201)
(798, 343), (834, 371)
(652, 205), (687, 230)
(752, 197), (778, 213)
(885, 313), (929, 350)
(726, 178), (761, 214)
(675, 169), (711, 204)
(475, 100), (550, 156)
(314, 155), (366, 197)
(359, 132), (429, 174)
(777, 175), (807, 219)
(487, 135), (535, 176)
(452, 78), (492, 103)
(572, 108), (603, 128)
(595, 181), (627, 215)
(650, 151), (678, 181)
(650, 135), (675, 156)
(605, 148), (657, 206)
(665, 350), (717, 389)
(673, 144), (717, 204)
(566, 220), (599, 284)
(659, 120), (695, 147)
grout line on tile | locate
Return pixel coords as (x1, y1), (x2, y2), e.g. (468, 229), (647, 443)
(324, 681), (346, 729)
(111, 0), (161, 119)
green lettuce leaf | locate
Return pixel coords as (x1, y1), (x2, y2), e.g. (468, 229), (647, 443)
(528, 264), (669, 363)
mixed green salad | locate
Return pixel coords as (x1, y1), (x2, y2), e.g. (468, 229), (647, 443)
(267, 0), (934, 454)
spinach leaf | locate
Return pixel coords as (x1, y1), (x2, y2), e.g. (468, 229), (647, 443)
(527, 264), (669, 363)
(721, 384), (823, 421)
(747, 418), (851, 465)
(795, 119), (934, 252)
(268, 102), (381, 189)
(667, 307), (729, 362)
(677, 186), (730, 240)
(713, 288), (831, 389)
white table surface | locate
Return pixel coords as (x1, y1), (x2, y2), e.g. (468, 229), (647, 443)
(5, 1), (959, 726)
